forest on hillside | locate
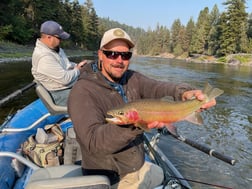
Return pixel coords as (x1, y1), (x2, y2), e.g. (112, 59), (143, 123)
(0, 0), (252, 57)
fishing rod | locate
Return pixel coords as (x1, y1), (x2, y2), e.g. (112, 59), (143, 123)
(0, 81), (36, 107)
(145, 133), (233, 189)
(168, 175), (233, 189)
(144, 134), (192, 189)
(160, 128), (237, 166)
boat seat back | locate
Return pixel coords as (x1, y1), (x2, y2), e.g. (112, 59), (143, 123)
(25, 165), (110, 189)
(34, 80), (67, 115)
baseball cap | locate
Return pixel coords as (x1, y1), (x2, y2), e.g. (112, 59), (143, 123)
(100, 28), (135, 49)
(40, 20), (70, 40)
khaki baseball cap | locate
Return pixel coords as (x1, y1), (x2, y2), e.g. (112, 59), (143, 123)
(100, 28), (135, 49)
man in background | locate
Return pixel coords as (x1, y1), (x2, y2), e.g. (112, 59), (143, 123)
(32, 20), (86, 106)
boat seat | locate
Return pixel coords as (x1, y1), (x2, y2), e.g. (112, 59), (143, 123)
(25, 165), (110, 189)
(34, 80), (67, 115)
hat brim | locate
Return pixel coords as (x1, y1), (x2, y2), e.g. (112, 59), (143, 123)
(100, 38), (135, 49)
(59, 32), (70, 40)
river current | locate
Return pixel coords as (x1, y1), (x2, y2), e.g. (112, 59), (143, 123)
(130, 57), (252, 189)
(0, 56), (251, 188)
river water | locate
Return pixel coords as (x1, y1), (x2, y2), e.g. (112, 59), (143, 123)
(0, 57), (251, 188)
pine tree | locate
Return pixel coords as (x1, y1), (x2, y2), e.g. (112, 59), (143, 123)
(218, 0), (248, 55)
(170, 19), (182, 53)
(189, 7), (210, 54)
(81, 0), (99, 50)
(248, 13), (252, 52)
(184, 17), (195, 54)
(207, 4), (220, 55)
(68, 0), (84, 47)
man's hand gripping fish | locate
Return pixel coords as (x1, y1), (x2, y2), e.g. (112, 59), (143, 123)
(106, 83), (224, 135)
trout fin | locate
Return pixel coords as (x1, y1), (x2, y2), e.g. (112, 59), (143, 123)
(135, 123), (151, 132)
(165, 124), (178, 136)
(204, 83), (224, 101)
(185, 112), (203, 125)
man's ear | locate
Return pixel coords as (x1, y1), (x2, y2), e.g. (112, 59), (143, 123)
(97, 50), (103, 70)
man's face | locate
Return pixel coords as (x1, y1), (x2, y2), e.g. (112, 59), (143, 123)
(99, 40), (132, 83)
(50, 35), (61, 49)
(41, 34), (61, 50)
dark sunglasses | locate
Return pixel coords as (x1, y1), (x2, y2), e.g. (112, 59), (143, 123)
(102, 50), (132, 60)
(52, 35), (61, 40)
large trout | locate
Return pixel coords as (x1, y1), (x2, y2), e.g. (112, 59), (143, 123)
(106, 83), (224, 134)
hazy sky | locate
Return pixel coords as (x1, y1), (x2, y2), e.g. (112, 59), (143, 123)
(79, 0), (252, 30)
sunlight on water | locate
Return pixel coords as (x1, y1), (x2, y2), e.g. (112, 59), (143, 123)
(130, 57), (252, 188)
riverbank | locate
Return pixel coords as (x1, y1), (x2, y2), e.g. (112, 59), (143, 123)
(0, 41), (94, 63)
(1, 41), (252, 66)
(154, 52), (252, 66)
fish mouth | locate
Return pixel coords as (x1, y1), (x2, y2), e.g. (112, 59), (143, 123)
(105, 117), (125, 125)
(106, 111), (128, 125)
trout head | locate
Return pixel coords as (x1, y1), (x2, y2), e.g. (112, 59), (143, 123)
(106, 108), (140, 125)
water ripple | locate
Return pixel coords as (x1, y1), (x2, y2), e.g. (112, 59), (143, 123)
(135, 58), (252, 188)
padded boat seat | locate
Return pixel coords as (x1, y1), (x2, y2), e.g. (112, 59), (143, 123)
(25, 165), (110, 189)
(35, 80), (67, 114)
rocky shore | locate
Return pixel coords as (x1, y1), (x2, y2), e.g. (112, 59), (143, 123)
(0, 57), (32, 63)
(0, 55), (86, 64)
(155, 53), (252, 66)
(1, 41), (252, 66)
(0, 41), (94, 64)
(1, 54), (252, 67)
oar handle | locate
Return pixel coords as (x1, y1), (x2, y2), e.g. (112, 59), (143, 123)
(182, 137), (236, 165)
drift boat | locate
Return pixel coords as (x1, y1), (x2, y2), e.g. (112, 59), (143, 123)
(0, 82), (192, 189)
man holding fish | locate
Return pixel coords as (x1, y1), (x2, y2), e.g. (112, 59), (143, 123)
(68, 28), (219, 189)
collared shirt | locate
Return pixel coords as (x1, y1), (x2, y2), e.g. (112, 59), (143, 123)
(104, 75), (128, 103)
(91, 61), (128, 103)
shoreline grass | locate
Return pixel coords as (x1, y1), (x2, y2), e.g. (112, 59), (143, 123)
(0, 41), (95, 61)
(1, 41), (252, 66)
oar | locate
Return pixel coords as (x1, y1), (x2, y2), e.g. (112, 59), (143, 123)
(160, 127), (237, 166)
(0, 82), (36, 107)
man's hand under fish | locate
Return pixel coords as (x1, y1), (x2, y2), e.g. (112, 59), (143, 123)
(182, 89), (217, 110)
(147, 89), (217, 129)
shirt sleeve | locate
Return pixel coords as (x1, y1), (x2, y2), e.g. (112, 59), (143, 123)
(37, 54), (80, 85)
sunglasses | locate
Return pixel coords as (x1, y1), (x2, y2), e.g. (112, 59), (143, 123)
(102, 50), (132, 60)
(51, 35), (61, 40)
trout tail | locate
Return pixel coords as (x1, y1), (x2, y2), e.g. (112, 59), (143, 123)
(203, 83), (224, 101)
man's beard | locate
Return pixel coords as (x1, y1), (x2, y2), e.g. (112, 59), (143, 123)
(109, 72), (121, 83)
(109, 63), (126, 83)
(54, 46), (60, 53)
